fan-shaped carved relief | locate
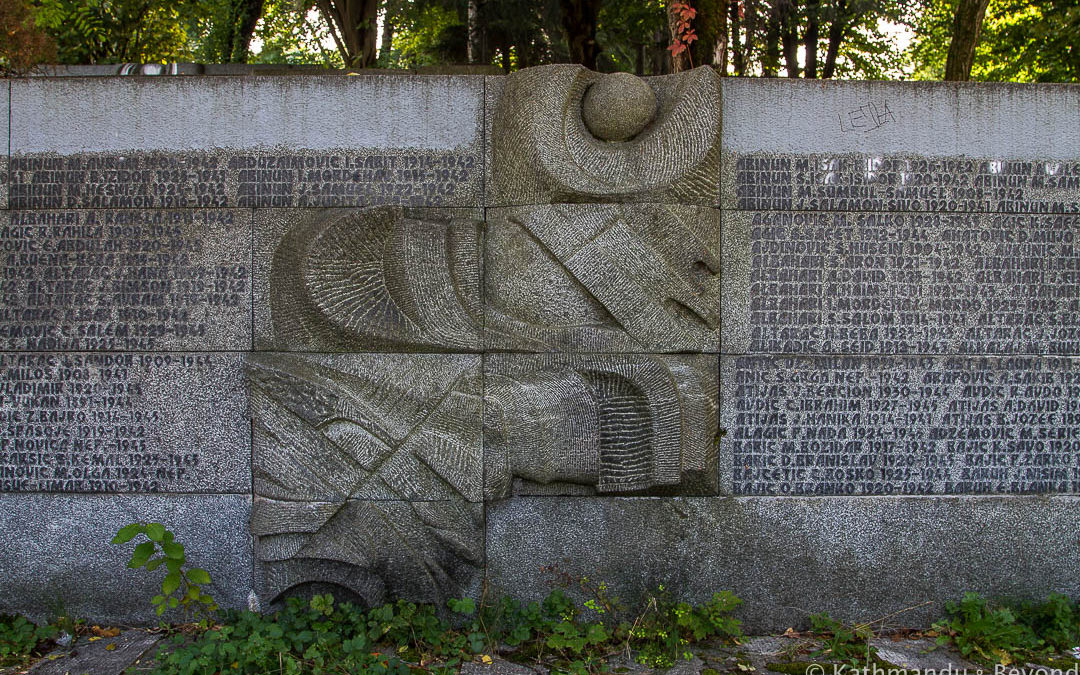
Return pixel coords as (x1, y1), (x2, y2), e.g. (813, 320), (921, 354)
(268, 207), (484, 352)
(489, 65), (721, 205)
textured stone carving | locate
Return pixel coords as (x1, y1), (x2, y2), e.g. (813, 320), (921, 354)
(249, 64), (724, 608)
(247, 353), (484, 502)
(247, 352), (484, 606)
(268, 207), (484, 352)
(253, 498), (484, 608)
(485, 204), (722, 352)
(489, 65), (721, 205)
(582, 73), (658, 142)
(267, 204), (720, 353)
(484, 354), (718, 498)
(247, 350), (717, 603)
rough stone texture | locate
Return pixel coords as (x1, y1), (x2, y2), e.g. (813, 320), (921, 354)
(6, 71), (1080, 631)
(255, 207), (484, 352)
(0, 494), (252, 624)
(460, 657), (541, 675)
(0, 352), (250, 494)
(721, 80), (1080, 212)
(248, 352), (483, 502)
(10, 78), (247, 155)
(581, 73), (658, 142)
(484, 354), (718, 498)
(0, 209), (252, 351)
(2, 82), (8, 210)
(243, 76), (481, 156)
(722, 354), (1080, 496)
(489, 65), (721, 206)
(29, 630), (161, 675)
(486, 496), (1080, 632)
(869, 637), (981, 672)
(9, 75), (484, 209)
(248, 352), (484, 607)
(253, 498), (484, 610)
(485, 205), (721, 352)
(721, 210), (1080, 355)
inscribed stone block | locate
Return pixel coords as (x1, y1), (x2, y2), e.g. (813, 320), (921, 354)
(0, 209), (251, 351)
(0, 352), (249, 494)
(721, 80), (1080, 213)
(9, 76), (484, 209)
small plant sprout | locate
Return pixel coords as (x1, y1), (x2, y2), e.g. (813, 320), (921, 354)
(111, 522), (218, 623)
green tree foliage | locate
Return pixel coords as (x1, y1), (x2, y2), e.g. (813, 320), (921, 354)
(11, 0), (1079, 82)
(909, 0), (1080, 82)
(595, 0), (667, 74)
(250, 0), (342, 65)
(379, 0), (469, 67)
(721, 0), (916, 78)
(198, 0), (266, 62)
(31, 0), (201, 63)
(0, 0), (56, 74)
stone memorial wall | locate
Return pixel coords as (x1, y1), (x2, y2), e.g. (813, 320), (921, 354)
(1, 71), (1078, 629)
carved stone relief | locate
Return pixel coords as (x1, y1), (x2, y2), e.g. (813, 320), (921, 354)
(250, 65), (723, 607)
(247, 353), (485, 605)
(489, 65), (722, 205)
(267, 208), (484, 352)
(485, 205), (721, 351)
(484, 354), (718, 499)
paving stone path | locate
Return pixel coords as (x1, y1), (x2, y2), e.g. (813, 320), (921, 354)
(11, 629), (1074, 675)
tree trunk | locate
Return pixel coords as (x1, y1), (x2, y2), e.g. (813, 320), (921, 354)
(559, 0), (602, 69)
(944, 0), (990, 80)
(692, 0), (729, 71)
(779, 0), (799, 77)
(651, 27), (669, 74)
(717, 0), (729, 73)
(379, 9), (394, 62)
(467, 0), (487, 64)
(821, 0), (848, 78)
(763, 2), (781, 76)
(742, 0), (759, 75)
(729, 0), (745, 75)
(803, 0), (819, 77)
(316, 0), (379, 68)
(229, 0), (265, 63)
(668, 0), (692, 71)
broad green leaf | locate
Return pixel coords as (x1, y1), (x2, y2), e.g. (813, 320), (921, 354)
(112, 523), (143, 544)
(162, 571), (181, 596)
(145, 557), (165, 572)
(145, 523), (166, 542)
(128, 541), (155, 568)
(187, 568), (211, 585)
(161, 540), (185, 560)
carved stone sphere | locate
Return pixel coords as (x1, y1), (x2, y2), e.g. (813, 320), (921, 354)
(581, 72), (657, 142)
